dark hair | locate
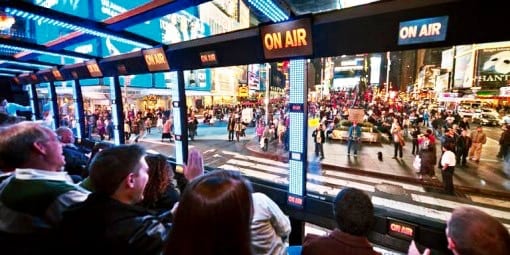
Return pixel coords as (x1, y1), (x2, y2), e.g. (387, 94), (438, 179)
(87, 142), (114, 166)
(142, 154), (172, 207)
(89, 144), (146, 195)
(165, 170), (253, 255)
(447, 207), (510, 255)
(334, 188), (374, 236)
(443, 142), (455, 152)
(0, 122), (52, 169)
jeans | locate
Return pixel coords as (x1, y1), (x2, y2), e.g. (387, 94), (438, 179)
(347, 139), (360, 154)
(394, 142), (403, 158)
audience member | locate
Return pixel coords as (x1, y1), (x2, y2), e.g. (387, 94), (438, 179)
(440, 142), (456, 195)
(59, 144), (172, 255)
(408, 206), (510, 255)
(185, 148), (204, 180)
(0, 122), (89, 253)
(139, 153), (180, 214)
(302, 188), (380, 255)
(177, 148), (205, 193)
(56, 127), (88, 178)
(251, 192), (291, 255)
(165, 170), (253, 255)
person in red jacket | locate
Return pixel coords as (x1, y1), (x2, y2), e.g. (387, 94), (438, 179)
(302, 188), (380, 255)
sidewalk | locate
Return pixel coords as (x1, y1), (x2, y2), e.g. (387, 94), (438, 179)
(245, 135), (510, 199)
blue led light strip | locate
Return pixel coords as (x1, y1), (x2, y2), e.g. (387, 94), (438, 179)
(0, 44), (88, 62)
(0, 73), (16, 77)
(5, 8), (152, 49)
(248, 0), (289, 22)
(0, 60), (53, 70)
(0, 67), (31, 73)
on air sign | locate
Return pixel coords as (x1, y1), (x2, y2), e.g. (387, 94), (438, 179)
(260, 18), (313, 60)
(398, 16), (448, 45)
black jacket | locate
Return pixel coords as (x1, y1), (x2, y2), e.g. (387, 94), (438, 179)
(59, 193), (172, 255)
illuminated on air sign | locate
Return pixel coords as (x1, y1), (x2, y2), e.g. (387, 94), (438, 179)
(387, 218), (416, 240)
(143, 48), (170, 72)
(86, 60), (103, 78)
(260, 18), (313, 60)
(200, 51), (218, 66)
(398, 16), (448, 45)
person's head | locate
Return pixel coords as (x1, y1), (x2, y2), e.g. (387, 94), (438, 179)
(426, 129), (433, 136)
(142, 153), (173, 207)
(55, 126), (75, 144)
(184, 148), (204, 181)
(352, 121), (358, 126)
(477, 126), (483, 132)
(88, 144), (148, 204)
(87, 141), (114, 167)
(0, 121), (65, 171)
(446, 207), (510, 255)
(334, 188), (374, 236)
(165, 170), (253, 255)
(443, 142), (455, 152)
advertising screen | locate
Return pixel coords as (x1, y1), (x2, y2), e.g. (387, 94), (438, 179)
(475, 47), (510, 90)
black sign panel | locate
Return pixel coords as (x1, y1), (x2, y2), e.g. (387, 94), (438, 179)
(143, 47), (170, 72)
(260, 18), (313, 60)
(200, 51), (218, 66)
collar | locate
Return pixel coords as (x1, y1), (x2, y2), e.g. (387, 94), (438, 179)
(330, 229), (374, 248)
(15, 168), (73, 182)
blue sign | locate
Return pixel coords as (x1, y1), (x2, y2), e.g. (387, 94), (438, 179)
(398, 16), (448, 45)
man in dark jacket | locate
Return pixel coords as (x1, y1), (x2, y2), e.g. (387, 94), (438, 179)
(302, 188), (380, 255)
(59, 145), (172, 255)
(56, 127), (88, 178)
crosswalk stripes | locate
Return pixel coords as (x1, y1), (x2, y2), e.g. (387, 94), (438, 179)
(215, 150), (510, 231)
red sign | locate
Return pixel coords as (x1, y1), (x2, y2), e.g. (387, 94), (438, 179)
(387, 218), (416, 240)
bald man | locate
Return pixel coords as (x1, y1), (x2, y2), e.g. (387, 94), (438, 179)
(56, 127), (88, 177)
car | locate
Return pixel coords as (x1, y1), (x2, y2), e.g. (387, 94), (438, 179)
(472, 113), (503, 126)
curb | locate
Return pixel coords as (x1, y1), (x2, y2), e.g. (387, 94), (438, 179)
(244, 139), (510, 199)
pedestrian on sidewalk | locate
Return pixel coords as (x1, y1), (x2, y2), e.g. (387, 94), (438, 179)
(456, 129), (472, 166)
(411, 125), (421, 155)
(227, 115), (235, 141)
(312, 124), (325, 160)
(347, 121), (361, 156)
(440, 142), (456, 195)
(391, 124), (404, 159)
(417, 139), (436, 180)
(468, 126), (486, 162)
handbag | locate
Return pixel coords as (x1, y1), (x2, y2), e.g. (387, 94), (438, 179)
(413, 155), (421, 171)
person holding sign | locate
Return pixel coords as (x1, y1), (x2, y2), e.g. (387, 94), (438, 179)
(347, 121), (362, 156)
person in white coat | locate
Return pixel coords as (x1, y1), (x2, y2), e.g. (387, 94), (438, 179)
(251, 192), (291, 255)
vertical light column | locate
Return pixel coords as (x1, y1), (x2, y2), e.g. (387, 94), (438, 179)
(288, 59), (307, 208)
(27, 84), (38, 121)
(72, 79), (85, 141)
(111, 76), (124, 145)
(48, 80), (59, 129)
(173, 70), (189, 169)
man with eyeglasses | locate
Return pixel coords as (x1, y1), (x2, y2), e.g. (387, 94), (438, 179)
(0, 121), (89, 253)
